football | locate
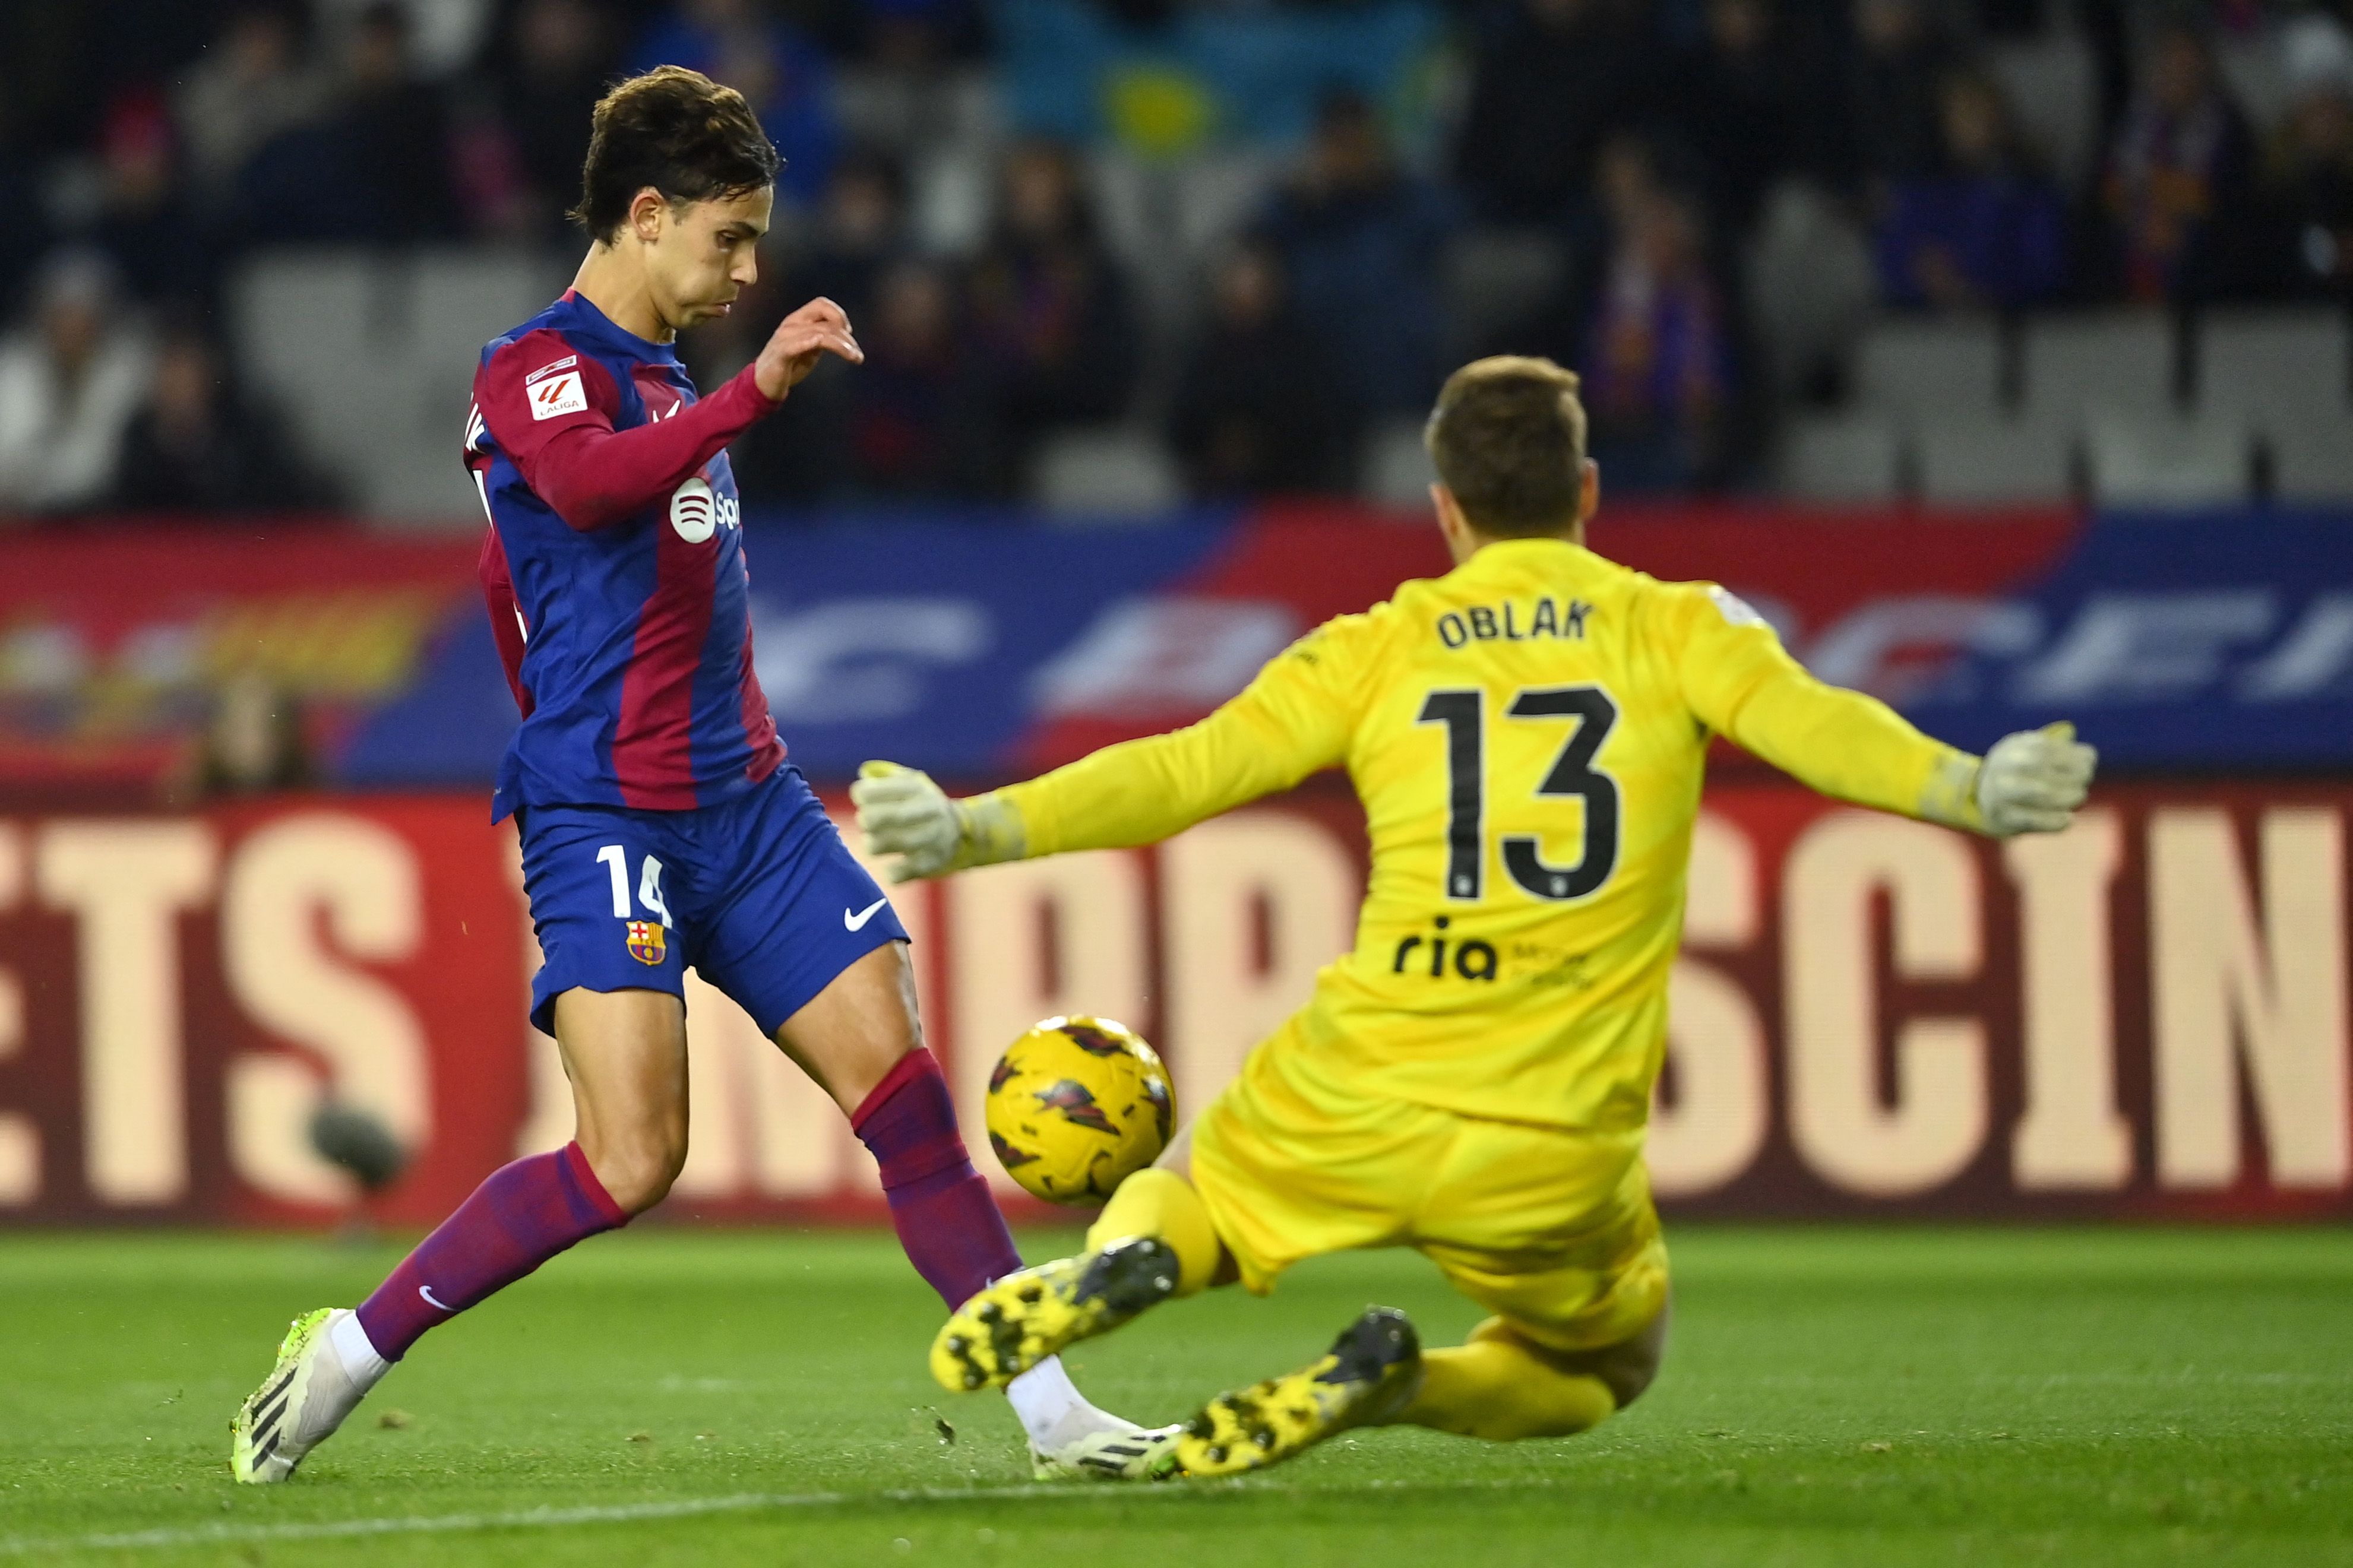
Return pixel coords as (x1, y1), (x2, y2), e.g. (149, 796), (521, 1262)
(983, 1015), (1176, 1204)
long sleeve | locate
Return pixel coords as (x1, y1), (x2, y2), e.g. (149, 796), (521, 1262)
(477, 526), (532, 717)
(996, 616), (1370, 857)
(473, 327), (777, 532)
(1661, 582), (1981, 827)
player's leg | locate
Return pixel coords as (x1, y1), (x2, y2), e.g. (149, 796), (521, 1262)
(1397, 1303), (1668, 1440)
(700, 769), (1170, 1476)
(232, 809), (688, 1483)
(1382, 1130), (1670, 1444)
(934, 1037), (1409, 1399)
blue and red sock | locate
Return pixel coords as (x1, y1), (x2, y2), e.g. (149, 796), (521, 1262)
(853, 1049), (1023, 1307)
(355, 1141), (628, 1361)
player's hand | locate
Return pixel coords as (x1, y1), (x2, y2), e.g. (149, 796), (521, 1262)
(1975, 722), (2097, 836)
(852, 761), (1029, 882)
(853, 762), (962, 881)
(754, 297), (862, 401)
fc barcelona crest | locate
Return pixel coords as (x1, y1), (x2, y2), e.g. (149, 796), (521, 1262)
(625, 920), (666, 965)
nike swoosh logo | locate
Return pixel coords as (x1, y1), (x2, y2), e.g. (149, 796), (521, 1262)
(844, 897), (890, 932)
(419, 1285), (454, 1312)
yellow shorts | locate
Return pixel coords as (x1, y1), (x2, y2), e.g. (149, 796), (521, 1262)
(1190, 1028), (1668, 1355)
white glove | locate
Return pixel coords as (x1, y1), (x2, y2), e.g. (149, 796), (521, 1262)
(1975, 722), (2097, 837)
(850, 761), (1026, 883)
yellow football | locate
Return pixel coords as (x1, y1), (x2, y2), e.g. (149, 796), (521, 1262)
(983, 1015), (1176, 1204)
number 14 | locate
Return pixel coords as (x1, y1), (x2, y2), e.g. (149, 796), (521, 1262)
(1418, 685), (1621, 903)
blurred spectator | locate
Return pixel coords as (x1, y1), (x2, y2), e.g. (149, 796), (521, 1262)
(967, 142), (1140, 490)
(2098, 20), (2263, 305)
(1454, 0), (1663, 227)
(110, 323), (333, 512)
(1664, 0), (1835, 233)
(787, 149), (913, 327)
(2262, 17), (2353, 300)
(1839, 0), (1961, 191)
(476, 0), (621, 239)
(0, 251), (153, 515)
(631, 0), (840, 210)
(334, 2), (466, 242)
(840, 258), (996, 497)
(187, 672), (314, 797)
(1169, 243), (1354, 499)
(1257, 94), (1452, 416)
(81, 93), (212, 308)
(1575, 141), (1736, 491)
(175, 2), (331, 214)
(1876, 70), (2066, 311)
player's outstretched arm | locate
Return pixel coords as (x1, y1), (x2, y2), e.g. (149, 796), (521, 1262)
(1670, 585), (2095, 837)
(856, 620), (1365, 881)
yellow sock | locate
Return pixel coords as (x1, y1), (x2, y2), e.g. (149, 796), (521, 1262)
(1085, 1168), (1223, 1295)
(1397, 1319), (1617, 1441)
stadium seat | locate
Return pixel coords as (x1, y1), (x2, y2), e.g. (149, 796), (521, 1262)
(1443, 229), (1570, 360)
(232, 250), (567, 523)
(2083, 408), (2253, 506)
(1779, 412), (1904, 502)
(1915, 416), (2075, 503)
(2267, 413), (2353, 501)
(1854, 316), (2005, 421)
(1744, 180), (1876, 402)
(1361, 418), (1435, 506)
(2196, 305), (2352, 425)
(2020, 311), (2179, 422)
(1987, 32), (2099, 189)
(1034, 427), (1183, 517)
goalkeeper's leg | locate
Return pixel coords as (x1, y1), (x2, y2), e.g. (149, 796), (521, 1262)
(1395, 1306), (1668, 1441)
(929, 1149), (1232, 1393)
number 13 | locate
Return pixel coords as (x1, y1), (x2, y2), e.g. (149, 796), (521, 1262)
(1418, 685), (1621, 903)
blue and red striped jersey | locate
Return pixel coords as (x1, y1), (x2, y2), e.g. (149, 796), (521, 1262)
(466, 290), (787, 820)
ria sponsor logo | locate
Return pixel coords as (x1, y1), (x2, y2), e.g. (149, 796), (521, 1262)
(668, 475), (739, 542)
(1391, 916), (1499, 981)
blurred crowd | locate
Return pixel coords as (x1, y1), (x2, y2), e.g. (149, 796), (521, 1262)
(3, 0), (2352, 517)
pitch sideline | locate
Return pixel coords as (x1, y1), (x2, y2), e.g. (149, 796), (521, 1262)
(0, 1476), (1568, 1556)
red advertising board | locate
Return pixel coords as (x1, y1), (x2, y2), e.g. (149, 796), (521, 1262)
(0, 781), (2345, 1225)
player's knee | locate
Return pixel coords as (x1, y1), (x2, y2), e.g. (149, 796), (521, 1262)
(583, 1125), (688, 1215)
(1593, 1310), (1669, 1410)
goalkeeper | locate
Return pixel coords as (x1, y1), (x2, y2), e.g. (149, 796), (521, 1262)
(856, 356), (2096, 1480)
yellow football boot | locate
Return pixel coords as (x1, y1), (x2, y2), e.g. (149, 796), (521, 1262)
(931, 1237), (1180, 1392)
(1176, 1307), (1424, 1478)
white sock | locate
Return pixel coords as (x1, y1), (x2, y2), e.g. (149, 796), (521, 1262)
(328, 1309), (391, 1395)
(1005, 1355), (1123, 1447)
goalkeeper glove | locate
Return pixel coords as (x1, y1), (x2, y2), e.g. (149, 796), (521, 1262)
(850, 761), (1027, 883)
(1971, 721), (2097, 837)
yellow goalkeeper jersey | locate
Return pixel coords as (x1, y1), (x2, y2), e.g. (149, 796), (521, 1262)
(994, 535), (1981, 1133)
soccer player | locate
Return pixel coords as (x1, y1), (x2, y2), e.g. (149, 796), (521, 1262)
(855, 356), (2097, 1477)
(229, 67), (1171, 1485)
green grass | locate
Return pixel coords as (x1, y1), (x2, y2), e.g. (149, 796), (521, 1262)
(1, 1227), (2349, 1566)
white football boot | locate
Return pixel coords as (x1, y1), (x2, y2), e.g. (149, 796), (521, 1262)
(229, 1308), (378, 1483)
(1029, 1420), (1184, 1481)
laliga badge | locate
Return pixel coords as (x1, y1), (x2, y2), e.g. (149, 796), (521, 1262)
(625, 920), (667, 965)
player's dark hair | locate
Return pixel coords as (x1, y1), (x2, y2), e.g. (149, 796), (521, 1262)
(570, 66), (782, 243)
(1424, 356), (1589, 537)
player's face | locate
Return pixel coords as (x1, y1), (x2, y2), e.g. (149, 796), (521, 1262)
(649, 186), (773, 331)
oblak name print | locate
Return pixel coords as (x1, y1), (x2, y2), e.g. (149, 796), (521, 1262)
(1435, 597), (1592, 650)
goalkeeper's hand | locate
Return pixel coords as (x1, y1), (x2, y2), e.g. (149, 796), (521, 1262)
(851, 761), (1026, 882)
(1974, 721), (2097, 837)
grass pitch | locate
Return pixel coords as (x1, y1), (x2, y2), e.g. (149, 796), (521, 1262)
(1, 1226), (2348, 1566)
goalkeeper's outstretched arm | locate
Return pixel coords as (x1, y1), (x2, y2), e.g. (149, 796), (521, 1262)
(855, 621), (1364, 882)
(1666, 585), (2095, 837)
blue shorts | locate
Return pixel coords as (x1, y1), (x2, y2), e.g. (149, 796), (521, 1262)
(516, 766), (909, 1039)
